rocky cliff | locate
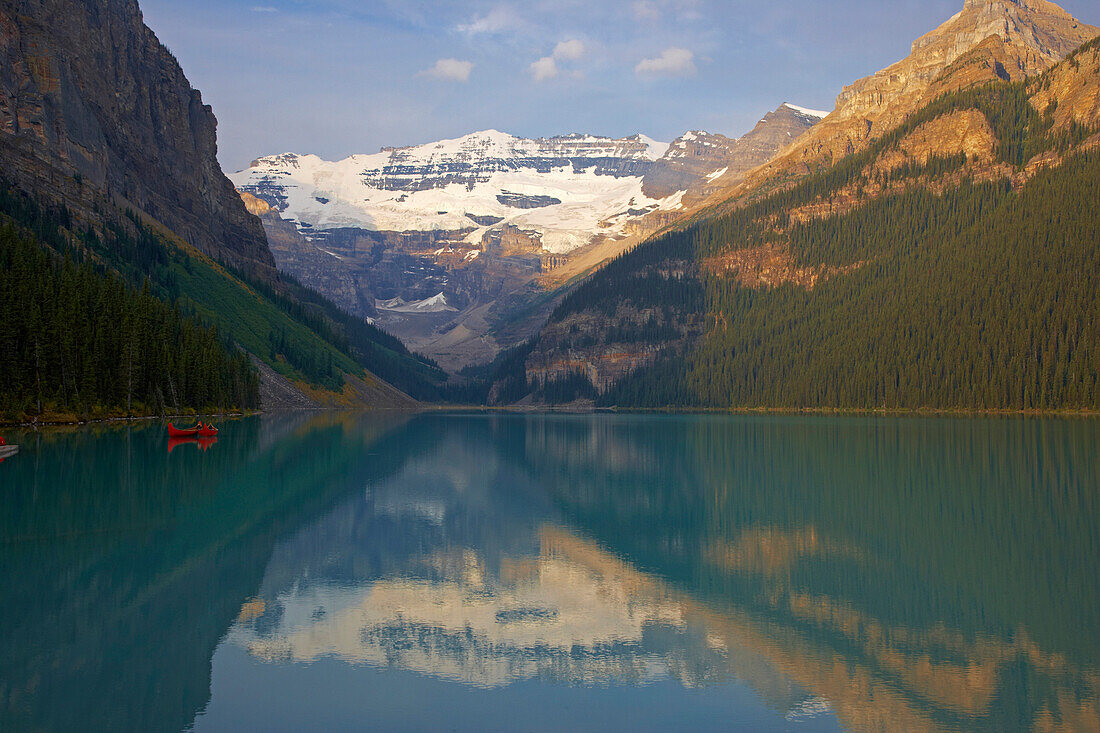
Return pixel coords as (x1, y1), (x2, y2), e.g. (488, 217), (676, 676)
(0, 0), (274, 276)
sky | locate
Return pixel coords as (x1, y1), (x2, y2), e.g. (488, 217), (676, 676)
(138, 0), (1100, 173)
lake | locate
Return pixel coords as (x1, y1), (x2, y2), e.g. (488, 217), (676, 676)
(1, 413), (1098, 732)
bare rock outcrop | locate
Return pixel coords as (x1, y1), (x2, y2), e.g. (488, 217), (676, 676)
(1029, 38), (1100, 128)
(873, 109), (998, 173)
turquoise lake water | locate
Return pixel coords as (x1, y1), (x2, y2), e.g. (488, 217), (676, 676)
(1, 413), (1098, 732)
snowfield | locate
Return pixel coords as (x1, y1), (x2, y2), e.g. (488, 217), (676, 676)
(231, 130), (685, 255)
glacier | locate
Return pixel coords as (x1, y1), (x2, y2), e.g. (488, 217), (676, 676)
(231, 130), (685, 256)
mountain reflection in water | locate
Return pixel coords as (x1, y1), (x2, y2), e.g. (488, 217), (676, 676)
(1, 414), (1097, 732)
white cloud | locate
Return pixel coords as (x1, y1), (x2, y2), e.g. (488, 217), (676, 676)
(632, 1), (659, 20)
(420, 58), (474, 82)
(530, 39), (585, 81)
(635, 47), (696, 77)
(251, 5), (279, 11)
(552, 39), (585, 61)
(529, 56), (558, 81)
(456, 5), (520, 34)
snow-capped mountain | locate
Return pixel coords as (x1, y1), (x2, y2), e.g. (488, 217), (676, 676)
(231, 130), (680, 255)
(233, 107), (826, 370)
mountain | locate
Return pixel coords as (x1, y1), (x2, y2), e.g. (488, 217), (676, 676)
(490, 9), (1100, 410)
(643, 104), (827, 201)
(233, 108), (825, 370)
(0, 0), (448, 420)
(0, 0), (273, 277)
(710, 0), (1099, 199)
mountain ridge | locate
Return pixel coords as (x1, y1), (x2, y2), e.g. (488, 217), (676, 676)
(233, 105), (824, 370)
(487, 12), (1100, 409)
(703, 0), (1099, 206)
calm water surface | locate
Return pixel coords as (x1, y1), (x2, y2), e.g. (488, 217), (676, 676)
(1, 413), (1098, 732)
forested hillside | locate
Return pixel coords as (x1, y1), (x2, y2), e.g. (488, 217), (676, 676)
(0, 177), (448, 421)
(0, 226), (258, 419)
(498, 39), (1100, 411)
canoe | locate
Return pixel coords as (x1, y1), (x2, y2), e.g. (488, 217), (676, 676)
(197, 426), (218, 437)
(0, 445), (18, 460)
(167, 423), (202, 438)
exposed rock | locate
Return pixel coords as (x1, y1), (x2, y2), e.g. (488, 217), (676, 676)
(250, 355), (321, 410)
(643, 104), (826, 200)
(716, 0), (1098, 197)
(0, 0), (275, 277)
(521, 305), (702, 396)
(873, 109), (998, 173)
(240, 191), (375, 316)
(1029, 38), (1100, 128)
(702, 244), (865, 289)
(496, 191), (562, 209)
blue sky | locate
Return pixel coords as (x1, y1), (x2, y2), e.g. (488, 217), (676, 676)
(139, 0), (1100, 172)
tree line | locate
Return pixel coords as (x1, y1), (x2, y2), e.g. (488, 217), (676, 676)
(0, 226), (258, 420)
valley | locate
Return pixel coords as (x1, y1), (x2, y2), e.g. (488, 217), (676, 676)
(231, 106), (826, 369)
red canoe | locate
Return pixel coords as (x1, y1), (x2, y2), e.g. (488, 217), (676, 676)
(168, 422), (218, 438)
(168, 422), (202, 438)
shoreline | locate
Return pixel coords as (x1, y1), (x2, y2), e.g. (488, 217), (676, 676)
(0, 410), (257, 430)
(5, 403), (1100, 429)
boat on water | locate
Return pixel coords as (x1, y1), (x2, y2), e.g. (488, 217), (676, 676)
(167, 422), (218, 438)
(0, 437), (17, 460)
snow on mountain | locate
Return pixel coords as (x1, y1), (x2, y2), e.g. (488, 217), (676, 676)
(231, 130), (681, 255)
(376, 292), (457, 314)
(782, 103), (830, 119)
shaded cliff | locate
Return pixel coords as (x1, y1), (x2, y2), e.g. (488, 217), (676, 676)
(0, 0), (275, 277)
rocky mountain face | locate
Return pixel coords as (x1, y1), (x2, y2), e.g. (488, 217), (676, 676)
(643, 104), (827, 200)
(234, 109), (825, 369)
(712, 0), (1099, 197)
(241, 191), (372, 315)
(0, 0), (274, 276)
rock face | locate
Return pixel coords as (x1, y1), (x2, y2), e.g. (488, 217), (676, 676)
(241, 191), (371, 315)
(0, 0), (274, 276)
(1030, 37), (1100, 128)
(643, 104), (827, 200)
(717, 0), (1098, 193)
